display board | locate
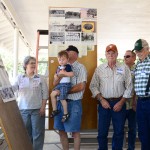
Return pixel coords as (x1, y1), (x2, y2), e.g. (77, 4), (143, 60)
(48, 7), (97, 57)
(0, 56), (33, 150)
(48, 7), (98, 130)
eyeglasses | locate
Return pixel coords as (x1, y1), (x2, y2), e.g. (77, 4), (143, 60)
(28, 62), (36, 65)
(124, 55), (131, 59)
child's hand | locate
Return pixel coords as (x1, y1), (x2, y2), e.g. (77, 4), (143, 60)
(58, 69), (66, 76)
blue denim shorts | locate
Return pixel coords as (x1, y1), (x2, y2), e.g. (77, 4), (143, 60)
(54, 83), (71, 100)
(54, 99), (82, 132)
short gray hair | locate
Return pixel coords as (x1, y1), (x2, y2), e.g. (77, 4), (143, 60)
(23, 56), (36, 71)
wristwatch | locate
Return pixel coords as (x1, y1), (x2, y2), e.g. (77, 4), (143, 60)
(97, 98), (102, 102)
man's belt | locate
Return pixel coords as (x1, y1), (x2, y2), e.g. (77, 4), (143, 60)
(104, 96), (122, 101)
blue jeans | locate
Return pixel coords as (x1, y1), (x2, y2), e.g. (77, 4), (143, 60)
(20, 109), (45, 150)
(97, 100), (126, 150)
(136, 97), (150, 150)
(125, 109), (136, 150)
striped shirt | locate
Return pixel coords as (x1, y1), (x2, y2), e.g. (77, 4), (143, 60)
(134, 54), (150, 97)
(67, 61), (87, 100)
(13, 74), (49, 110)
(89, 62), (132, 99)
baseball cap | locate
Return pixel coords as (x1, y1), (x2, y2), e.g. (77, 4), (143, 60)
(132, 39), (149, 51)
(66, 45), (79, 54)
(106, 44), (118, 52)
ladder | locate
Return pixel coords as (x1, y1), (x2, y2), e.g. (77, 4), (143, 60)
(35, 29), (48, 73)
(35, 29), (49, 130)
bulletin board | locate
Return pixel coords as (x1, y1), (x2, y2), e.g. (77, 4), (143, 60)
(48, 7), (98, 130)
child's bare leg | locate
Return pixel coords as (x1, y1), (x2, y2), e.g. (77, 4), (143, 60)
(50, 90), (59, 111)
(60, 100), (68, 114)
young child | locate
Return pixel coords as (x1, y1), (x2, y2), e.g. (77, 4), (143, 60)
(50, 50), (74, 122)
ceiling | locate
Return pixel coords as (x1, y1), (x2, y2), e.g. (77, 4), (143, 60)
(1, 0), (150, 58)
(0, 8), (13, 51)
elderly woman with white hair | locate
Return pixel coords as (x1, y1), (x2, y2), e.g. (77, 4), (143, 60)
(13, 56), (48, 150)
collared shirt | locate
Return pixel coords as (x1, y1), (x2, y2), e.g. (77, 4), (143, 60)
(89, 62), (132, 99)
(134, 54), (150, 97)
(13, 74), (49, 110)
(67, 61), (87, 100)
(126, 64), (136, 110)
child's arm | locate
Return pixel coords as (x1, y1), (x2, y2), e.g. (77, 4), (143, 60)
(53, 73), (62, 86)
(58, 70), (74, 77)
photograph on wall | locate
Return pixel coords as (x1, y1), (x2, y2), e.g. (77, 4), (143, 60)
(81, 8), (97, 19)
(65, 32), (80, 42)
(81, 32), (94, 42)
(65, 8), (81, 19)
(49, 9), (65, 18)
(82, 21), (95, 32)
(65, 21), (81, 32)
(49, 32), (65, 44)
(49, 20), (66, 32)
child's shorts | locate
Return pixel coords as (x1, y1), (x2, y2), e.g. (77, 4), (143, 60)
(54, 83), (71, 100)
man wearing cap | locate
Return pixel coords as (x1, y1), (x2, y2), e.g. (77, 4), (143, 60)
(53, 45), (87, 150)
(123, 50), (137, 150)
(132, 39), (150, 150)
(90, 44), (132, 150)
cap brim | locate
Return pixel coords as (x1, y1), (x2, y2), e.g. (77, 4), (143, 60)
(106, 49), (117, 52)
(133, 46), (143, 51)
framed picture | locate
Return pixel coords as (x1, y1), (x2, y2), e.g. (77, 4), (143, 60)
(82, 21), (95, 32)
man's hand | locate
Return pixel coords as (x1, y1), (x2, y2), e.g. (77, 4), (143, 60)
(113, 101), (123, 112)
(39, 105), (45, 116)
(132, 101), (137, 112)
(113, 97), (126, 112)
(100, 99), (111, 109)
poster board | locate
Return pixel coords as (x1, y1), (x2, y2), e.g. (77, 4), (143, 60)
(48, 7), (98, 130)
(0, 56), (33, 150)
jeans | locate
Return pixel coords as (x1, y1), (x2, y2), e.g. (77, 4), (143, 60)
(97, 100), (126, 150)
(125, 109), (136, 150)
(20, 109), (45, 150)
(136, 97), (150, 150)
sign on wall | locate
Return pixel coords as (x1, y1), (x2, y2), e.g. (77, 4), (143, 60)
(0, 56), (15, 103)
(48, 7), (97, 57)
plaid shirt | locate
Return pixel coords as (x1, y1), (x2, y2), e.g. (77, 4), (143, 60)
(134, 54), (150, 97)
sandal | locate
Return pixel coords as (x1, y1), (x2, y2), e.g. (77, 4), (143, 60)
(50, 110), (59, 118)
(61, 113), (70, 122)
